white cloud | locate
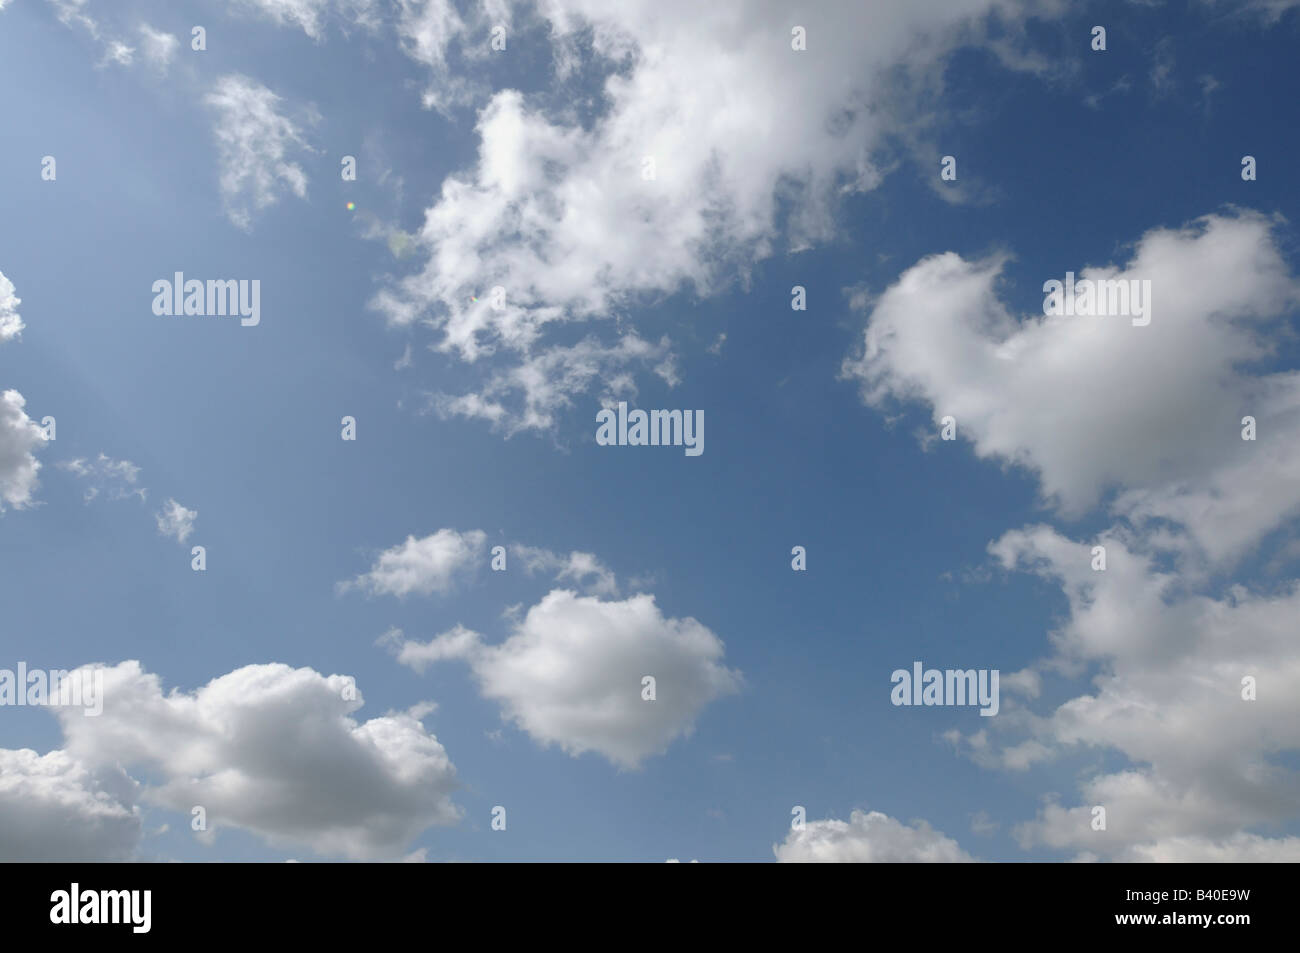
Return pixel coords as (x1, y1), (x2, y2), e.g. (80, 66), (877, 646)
(60, 452), (145, 503)
(391, 0), (516, 111)
(420, 333), (674, 435)
(238, 0), (333, 38)
(843, 210), (1300, 565)
(375, 0), (1060, 433)
(46, 0), (136, 67)
(0, 390), (49, 513)
(342, 528), (487, 597)
(389, 589), (740, 768)
(344, 528), (622, 598)
(101, 38), (134, 66)
(0, 748), (141, 862)
(0, 270), (23, 342)
(774, 809), (975, 862)
(510, 543), (618, 596)
(1115, 833), (1300, 862)
(204, 75), (314, 230)
(396, 0), (470, 110)
(47, 0), (98, 35)
(237, 0), (381, 39)
(50, 661), (461, 860)
(982, 526), (1300, 860)
(387, 624), (483, 674)
(155, 498), (197, 543)
(846, 206), (1300, 860)
(137, 24), (178, 71)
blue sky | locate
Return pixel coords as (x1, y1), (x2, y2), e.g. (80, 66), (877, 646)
(2, 0), (1299, 862)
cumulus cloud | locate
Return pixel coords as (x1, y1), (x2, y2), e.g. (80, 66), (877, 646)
(0, 748), (141, 862)
(384, 623), (482, 674)
(155, 498), (197, 543)
(0, 270), (22, 342)
(0, 390), (49, 513)
(45, 661), (460, 860)
(373, 0), (1060, 434)
(851, 209), (1300, 860)
(343, 528), (625, 597)
(0, 275), (49, 513)
(981, 526), (1300, 861)
(342, 528), (487, 597)
(1111, 833), (1300, 862)
(204, 75), (314, 230)
(388, 589), (740, 768)
(843, 210), (1300, 565)
(774, 809), (975, 862)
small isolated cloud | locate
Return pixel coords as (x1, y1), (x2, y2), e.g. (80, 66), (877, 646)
(510, 544), (619, 596)
(0, 270), (23, 342)
(775, 809), (975, 862)
(204, 74), (314, 230)
(60, 453), (145, 503)
(0, 390), (49, 512)
(1149, 37), (1176, 99)
(386, 589), (741, 769)
(385, 624), (482, 675)
(342, 528), (486, 597)
(137, 24), (177, 72)
(155, 498), (197, 543)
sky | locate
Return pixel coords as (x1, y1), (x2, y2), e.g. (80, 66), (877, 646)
(1, 0), (1299, 863)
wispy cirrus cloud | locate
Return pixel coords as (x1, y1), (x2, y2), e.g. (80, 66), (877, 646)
(204, 75), (315, 230)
